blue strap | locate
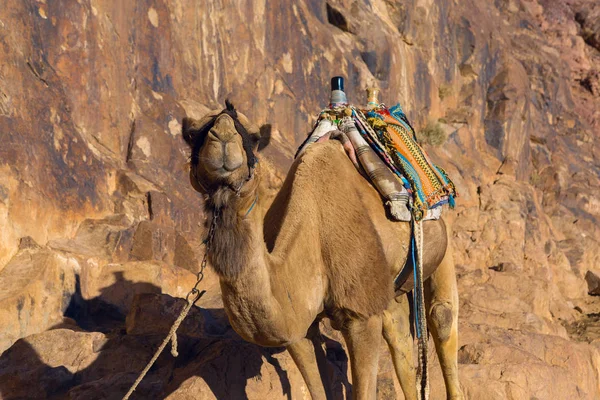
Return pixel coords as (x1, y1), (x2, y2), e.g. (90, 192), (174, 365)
(244, 195), (258, 218)
(412, 234), (421, 339)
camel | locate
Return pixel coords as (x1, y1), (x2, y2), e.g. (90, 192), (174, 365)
(182, 101), (464, 400)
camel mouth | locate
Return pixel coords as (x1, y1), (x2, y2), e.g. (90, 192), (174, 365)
(223, 162), (243, 172)
(208, 165), (242, 179)
(190, 163), (250, 196)
(200, 161), (245, 180)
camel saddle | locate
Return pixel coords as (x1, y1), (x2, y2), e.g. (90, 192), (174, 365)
(297, 103), (457, 222)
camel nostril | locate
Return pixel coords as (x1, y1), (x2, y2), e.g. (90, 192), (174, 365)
(210, 116), (236, 142)
(208, 130), (226, 143)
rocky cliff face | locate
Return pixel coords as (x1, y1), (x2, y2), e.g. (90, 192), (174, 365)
(1, 0), (600, 399)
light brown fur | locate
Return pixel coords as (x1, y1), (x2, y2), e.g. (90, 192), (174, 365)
(183, 108), (464, 400)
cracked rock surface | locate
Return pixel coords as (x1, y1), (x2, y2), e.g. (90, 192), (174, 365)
(1, 0), (600, 398)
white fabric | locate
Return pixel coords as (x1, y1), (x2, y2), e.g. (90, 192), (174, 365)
(296, 118), (335, 157)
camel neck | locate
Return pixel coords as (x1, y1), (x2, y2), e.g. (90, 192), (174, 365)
(206, 177), (263, 282)
(207, 184), (299, 345)
(205, 167), (327, 346)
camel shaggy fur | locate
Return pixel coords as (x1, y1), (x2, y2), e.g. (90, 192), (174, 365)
(182, 102), (464, 400)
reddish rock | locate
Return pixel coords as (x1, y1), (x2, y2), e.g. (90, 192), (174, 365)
(48, 214), (135, 262)
(0, 0), (599, 398)
(574, 1), (600, 52)
(0, 244), (79, 353)
(83, 261), (198, 316)
(130, 220), (177, 265)
(0, 328), (180, 399)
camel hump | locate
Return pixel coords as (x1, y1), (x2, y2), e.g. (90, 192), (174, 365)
(296, 140), (346, 162)
(291, 140), (370, 198)
(293, 141), (352, 178)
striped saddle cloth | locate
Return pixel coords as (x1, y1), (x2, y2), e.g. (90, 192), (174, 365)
(361, 104), (457, 221)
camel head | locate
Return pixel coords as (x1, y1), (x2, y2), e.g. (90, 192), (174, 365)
(182, 101), (270, 199)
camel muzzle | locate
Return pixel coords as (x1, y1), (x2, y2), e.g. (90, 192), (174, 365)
(204, 133), (245, 174)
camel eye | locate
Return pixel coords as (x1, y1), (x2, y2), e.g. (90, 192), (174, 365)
(182, 117), (214, 149)
(257, 124), (272, 151)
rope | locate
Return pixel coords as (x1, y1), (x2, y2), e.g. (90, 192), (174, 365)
(122, 291), (202, 400)
(170, 328), (179, 357)
(414, 220), (429, 400)
(122, 209), (218, 399)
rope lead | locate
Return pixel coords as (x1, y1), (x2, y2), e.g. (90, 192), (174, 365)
(414, 220), (429, 400)
(122, 292), (202, 400)
(122, 209), (218, 400)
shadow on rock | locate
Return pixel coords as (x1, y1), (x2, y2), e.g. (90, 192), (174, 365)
(0, 275), (305, 399)
(63, 272), (160, 332)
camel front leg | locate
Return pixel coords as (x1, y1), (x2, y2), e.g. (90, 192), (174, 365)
(287, 339), (328, 400)
(426, 247), (464, 400)
(342, 314), (383, 400)
(287, 323), (330, 400)
(382, 295), (417, 400)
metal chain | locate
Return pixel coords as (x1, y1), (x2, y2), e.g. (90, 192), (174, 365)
(186, 207), (219, 304)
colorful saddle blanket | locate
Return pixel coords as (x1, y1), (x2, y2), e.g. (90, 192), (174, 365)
(360, 104), (457, 220)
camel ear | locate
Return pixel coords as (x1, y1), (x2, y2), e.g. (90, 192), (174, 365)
(236, 112), (260, 138)
(181, 110), (220, 148)
(236, 111), (271, 152)
(257, 124), (272, 151)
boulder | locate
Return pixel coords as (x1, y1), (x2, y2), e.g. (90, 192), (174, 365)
(0, 242), (79, 353)
(0, 328), (179, 399)
(454, 323), (600, 400)
(585, 270), (600, 295)
(162, 341), (306, 400)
